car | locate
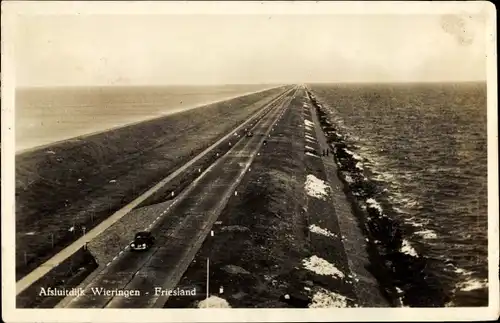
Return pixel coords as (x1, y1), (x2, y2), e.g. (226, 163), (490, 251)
(130, 231), (155, 251)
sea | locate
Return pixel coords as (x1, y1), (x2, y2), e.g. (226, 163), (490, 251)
(309, 82), (489, 306)
(14, 84), (274, 153)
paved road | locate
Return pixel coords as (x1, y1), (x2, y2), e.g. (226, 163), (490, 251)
(16, 87), (292, 297)
(59, 87), (297, 308)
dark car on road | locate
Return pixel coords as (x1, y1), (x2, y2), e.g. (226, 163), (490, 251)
(130, 231), (155, 251)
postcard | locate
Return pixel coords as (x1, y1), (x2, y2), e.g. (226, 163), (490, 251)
(1, 1), (498, 322)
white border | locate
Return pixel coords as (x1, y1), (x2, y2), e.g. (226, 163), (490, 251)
(2, 1), (498, 322)
(0, 1), (493, 15)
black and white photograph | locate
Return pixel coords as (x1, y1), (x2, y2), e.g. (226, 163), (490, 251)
(1, 1), (498, 322)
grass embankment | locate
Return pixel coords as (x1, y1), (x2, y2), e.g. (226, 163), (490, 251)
(15, 87), (286, 281)
(306, 90), (451, 307)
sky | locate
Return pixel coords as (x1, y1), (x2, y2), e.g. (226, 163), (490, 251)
(13, 12), (489, 86)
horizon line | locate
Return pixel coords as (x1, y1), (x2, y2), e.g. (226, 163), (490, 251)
(15, 80), (488, 89)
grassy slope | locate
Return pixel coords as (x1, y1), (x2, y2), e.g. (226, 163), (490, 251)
(15, 87), (285, 280)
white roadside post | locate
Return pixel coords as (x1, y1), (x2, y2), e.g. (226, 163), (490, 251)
(206, 257), (210, 307)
